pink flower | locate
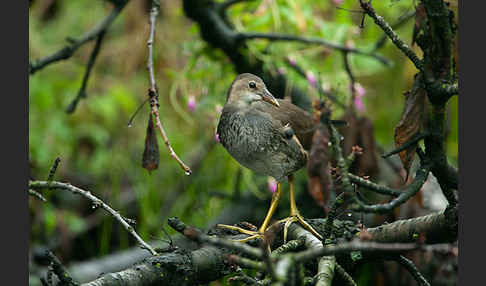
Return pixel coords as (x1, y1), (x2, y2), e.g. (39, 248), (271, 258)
(354, 96), (365, 112)
(351, 83), (366, 112)
(306, 71), (317, 87)
(267, 177), (277, 193)
(287, 56), (296, 66)
(215, 132), (220, 143)
(187, 95), (196, 112)
(333, 0), (344, 5)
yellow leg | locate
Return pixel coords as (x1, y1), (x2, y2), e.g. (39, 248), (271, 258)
(217, 182), (283, 242)
(279, 175), (323, 242)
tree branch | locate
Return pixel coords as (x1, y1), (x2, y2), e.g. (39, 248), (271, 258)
(348, 174), (401, 197)
(237, 32), (391, 66)
(146, 3), (192, 175)
(372, 10), (416, 52)
(351, 163), (430, 214)
(386, 255), (431, 286)
(29, 180), (157, 255)
(29, 1), (128, 75)
(366, 208), (457, 243)
(66, 31), (106, 114)
(359, 0), (423, 70)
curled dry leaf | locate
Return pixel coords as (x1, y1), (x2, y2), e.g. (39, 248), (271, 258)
(142, 113), (159, 173)
(412, 3), (427, 46)
(394, 86), (428, 181)
(306, 100), (331, 212)
(338, 110), (379, 179)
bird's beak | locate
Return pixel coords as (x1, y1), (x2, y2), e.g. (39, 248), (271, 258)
(261, 87), (280, 107)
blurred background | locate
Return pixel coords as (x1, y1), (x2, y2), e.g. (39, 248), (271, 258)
(29, 0), (458, 285)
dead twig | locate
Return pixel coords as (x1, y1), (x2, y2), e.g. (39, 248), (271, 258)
(146, 3), (192, 175)
(29, 180), (158, 255)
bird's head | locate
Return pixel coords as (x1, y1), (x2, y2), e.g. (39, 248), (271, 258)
(226, 73), (280, 108)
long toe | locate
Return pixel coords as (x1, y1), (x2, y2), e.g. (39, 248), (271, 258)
(278, 215), (323, 242)
(216, 224), (264, 242)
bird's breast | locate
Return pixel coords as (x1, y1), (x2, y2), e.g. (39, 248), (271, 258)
(217, 109), (306, 181)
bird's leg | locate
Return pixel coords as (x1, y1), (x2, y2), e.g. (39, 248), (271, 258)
(279, 175), (323, 243)
(217, 182), (283, 243)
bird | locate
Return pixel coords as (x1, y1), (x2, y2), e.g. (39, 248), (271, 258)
(216, 73), (323, 243)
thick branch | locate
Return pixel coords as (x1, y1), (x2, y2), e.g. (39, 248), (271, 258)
(79, 210), (456, 285)
(366, 209), (457, 243)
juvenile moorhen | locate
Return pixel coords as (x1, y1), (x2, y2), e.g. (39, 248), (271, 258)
(217, 73), (322, 242)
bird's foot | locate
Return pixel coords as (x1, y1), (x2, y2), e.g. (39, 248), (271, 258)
(278, 213), (323, 243)
(216, 224), (264, 243)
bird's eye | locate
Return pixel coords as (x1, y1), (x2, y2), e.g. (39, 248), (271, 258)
(249, 81), (256, 89)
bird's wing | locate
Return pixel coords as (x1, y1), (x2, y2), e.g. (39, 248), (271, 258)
(264, 99), (315, 150)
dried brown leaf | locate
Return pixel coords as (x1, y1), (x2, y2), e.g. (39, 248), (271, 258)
(307, 126), (331, 211)
(357, 117), (379, 178)
(412, 3), (427, 46)
(306, 100), (332, 212)
(394, 87), (428, 180)
(142, 113), (159, 173)
(338, 110), (379, 178)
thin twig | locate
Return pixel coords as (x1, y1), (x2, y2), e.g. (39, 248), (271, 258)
(382, 132), (427, 158)
(47, 157), (61, 183)
(146, 4), (192, 175)
(271, 237), (306, 257)
(45, 250), (80, 286)
(66, 31), (106, 114)
(359, 0), (423, 70)
(323, 193), (347, 240)
(167, 217), (263, 259)
(284, 58), (346, 108)
(342, 51), (356, 108)
(348, 174), (401, 197)
(373, 10), (416, 52)
(386, 255), (431, 286)
(229, 254), (266, 271)
(29, 189), (47, 202)
(335, 263), (357, 286)
(351, 163), (431, 214)
(293, 240), (418, 263)
(29, 181), (158, 255)
(30, 1), (128, 75)
(238, 32), (391, 66)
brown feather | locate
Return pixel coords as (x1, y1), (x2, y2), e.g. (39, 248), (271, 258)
(256, 99), (315, 150)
